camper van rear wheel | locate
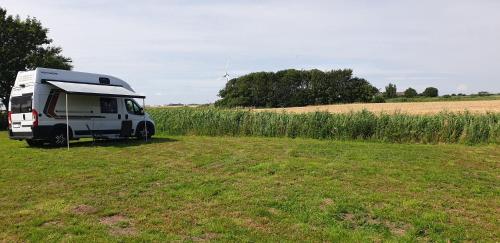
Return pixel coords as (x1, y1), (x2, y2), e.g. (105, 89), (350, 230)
(51, 128), (68, 147)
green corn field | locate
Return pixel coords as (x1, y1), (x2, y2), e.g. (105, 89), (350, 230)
(148, 107), (500, 144)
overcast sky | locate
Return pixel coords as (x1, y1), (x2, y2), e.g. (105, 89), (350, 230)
(2, 0), (500, 104)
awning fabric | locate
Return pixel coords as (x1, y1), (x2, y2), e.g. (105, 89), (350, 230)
(46, 80), (145, 99)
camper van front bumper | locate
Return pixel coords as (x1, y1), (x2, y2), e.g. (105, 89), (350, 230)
(9, 126), (53, 140)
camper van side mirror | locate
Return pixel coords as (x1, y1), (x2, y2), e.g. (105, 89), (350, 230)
(139, 108), (145, 115)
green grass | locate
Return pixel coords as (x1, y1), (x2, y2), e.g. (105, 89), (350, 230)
(0, 132), (498, 242)
(149, 108), (500, 144)
(386, 95), (500, 103)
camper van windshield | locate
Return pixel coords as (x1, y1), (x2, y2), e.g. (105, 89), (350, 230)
(10, 94), (33, 114)
(125, 99), (144, 115)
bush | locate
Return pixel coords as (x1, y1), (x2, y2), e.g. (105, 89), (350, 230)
(422, 87), (439, 97)
(404, 88), (418, 98)
(478, 91), (491, 96)
(148, 107), (500, 144)
(372, 94), (386, 103)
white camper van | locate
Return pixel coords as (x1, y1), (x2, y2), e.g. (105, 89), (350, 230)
(8, 68), (155, 146)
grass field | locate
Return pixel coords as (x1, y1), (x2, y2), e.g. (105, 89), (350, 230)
(258, 100), (500, 115)
(0, 132), (498, 242)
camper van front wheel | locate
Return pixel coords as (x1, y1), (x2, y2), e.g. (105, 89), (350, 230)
(51, 128), (68, 147)
(136, 123), (154, 139)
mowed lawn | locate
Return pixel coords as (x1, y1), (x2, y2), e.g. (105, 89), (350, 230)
(0, 132), (498, 242)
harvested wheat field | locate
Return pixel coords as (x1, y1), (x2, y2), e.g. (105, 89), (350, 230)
(258, 100), (500, 114)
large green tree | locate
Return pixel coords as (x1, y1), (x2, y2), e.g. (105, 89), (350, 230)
(384, 83), (397, 98)
(0, 8), (72, 108)
(216, 69), (379, 108)
(421, 87), (439, 97)
(404, 87), (418, 98)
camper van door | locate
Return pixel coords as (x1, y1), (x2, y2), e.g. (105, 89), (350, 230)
(124, 98), (145, 131)
(10, 93), (35, 134)
(96, 97), (122, 136)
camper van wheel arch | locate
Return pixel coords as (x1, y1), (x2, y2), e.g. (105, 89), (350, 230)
(26, 139), (45, 147)
(136, 121), (155, 139)
(51, 124), (73, 147)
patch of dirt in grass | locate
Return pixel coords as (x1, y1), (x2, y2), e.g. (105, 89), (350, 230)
(320, 198), (334, 210)
(389, 226), (407, 236)
(365, 217), (409, 236)
(229, 211), (243, 217)
(109, 226), (137, 236)
(99, 214), (137, 236)
(100, 214), (127, 225)
(41, 220), (63, 227)
(72, 204), (97, 215)
(243, 219), (266, 231)
(341, 213), (356, 222)
(267, 208), (280, 215)
(0, 234), (23, 242)
(227, 210), (272, 233)
(340, 213), (409, 236)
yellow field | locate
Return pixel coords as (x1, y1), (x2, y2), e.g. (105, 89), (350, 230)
(257, 100), (500, 114)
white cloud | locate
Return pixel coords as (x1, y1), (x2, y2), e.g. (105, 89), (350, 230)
(2, 0), (499, 104)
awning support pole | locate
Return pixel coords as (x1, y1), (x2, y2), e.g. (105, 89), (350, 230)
(65, 93), (69, 150)
(143, 98), (147, 142)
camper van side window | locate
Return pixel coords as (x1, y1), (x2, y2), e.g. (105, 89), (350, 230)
(100, 98), (118, 113)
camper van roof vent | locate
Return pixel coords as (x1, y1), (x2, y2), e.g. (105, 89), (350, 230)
(99, 77), (110, 85)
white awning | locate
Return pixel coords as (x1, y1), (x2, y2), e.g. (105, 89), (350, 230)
(46, 80), (145, 99)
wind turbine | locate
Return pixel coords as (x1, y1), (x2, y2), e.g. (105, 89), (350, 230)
(223, 72), (230, 82)
(222, 60), (230, 82)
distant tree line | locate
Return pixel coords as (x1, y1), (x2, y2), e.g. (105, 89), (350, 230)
(216, 69), (379, 108)
(384, 83), (439, 99)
